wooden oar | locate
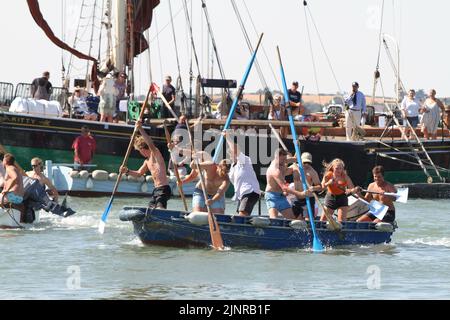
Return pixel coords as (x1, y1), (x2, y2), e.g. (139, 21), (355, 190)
(98, 84), (156, 234)
(163, 121), (188, 212)
(277, 46), (324, 252)
(212, 33), (264, 163)
(185, 119), (224, 250)
(269, 121), (343, 236)
(363, 188), (409, 204)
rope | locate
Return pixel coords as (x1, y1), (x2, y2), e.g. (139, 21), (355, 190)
(241, 0), (281, 91)
(372, 0), (385, 104)
(154, 16), (164, 85)
(201, 0), (226, 80)
(230, 0), (268, 91)
(303, 2), (321, 105)
(168, 0), (186, 114)
(304, 2), (342, 94)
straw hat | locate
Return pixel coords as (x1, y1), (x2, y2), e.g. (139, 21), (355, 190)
(301, 152), (313, 164)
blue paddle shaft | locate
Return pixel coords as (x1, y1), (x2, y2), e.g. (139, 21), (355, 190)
(213, 34), (264, 163)
(277, 47), (323, 251)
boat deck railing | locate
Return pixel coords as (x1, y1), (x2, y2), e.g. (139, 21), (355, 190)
(0, 82), (14, 107)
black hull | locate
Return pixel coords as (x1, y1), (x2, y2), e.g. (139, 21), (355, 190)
(1, 112), (449, 186)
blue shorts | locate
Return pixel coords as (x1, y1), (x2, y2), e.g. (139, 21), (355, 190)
(192, 188), (225, 210)
(265, 192), (291, 212)
(407, 116), (419, 128)
(1, 192), (23, 205)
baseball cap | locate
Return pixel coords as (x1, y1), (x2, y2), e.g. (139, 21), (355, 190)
(293, 81), (299, 86)
(301, 152), (313, 164)
(352, 82), (359, 87)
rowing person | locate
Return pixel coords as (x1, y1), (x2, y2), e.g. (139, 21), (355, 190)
(0, 154), (24, 207)
(223, 130), (260, 216)
(321, 158), (358, 222)
(181, 152), (230, 214)
(357, 166), (397, 224)
(287, 152), (322, 220)
(26, 157), (59, 202)
(120, 121), (171, 209)
(265, 148), (296, 219)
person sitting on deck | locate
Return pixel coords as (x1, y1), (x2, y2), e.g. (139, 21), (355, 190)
(321, 158), (358, 222)
(223, 130), (260, 216)
(265, 148), (296, 220)
(357, 166), (397, 224)
(68, 87), (98, 121)
(120, 121), (172, 209)
(180, 152), (230, 215)
(0, 154), (24, 207)
(287, 152), (322, 220)
(26, 157), (59, 202)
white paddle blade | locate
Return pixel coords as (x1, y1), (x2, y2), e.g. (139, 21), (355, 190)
(98, 221), (106, 234)
(369, 201), (389, 220)
(396, 188), (409, 204)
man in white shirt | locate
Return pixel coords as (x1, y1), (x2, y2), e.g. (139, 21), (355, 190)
(224, 131), (260, 216)
(344, 82), (367, 141)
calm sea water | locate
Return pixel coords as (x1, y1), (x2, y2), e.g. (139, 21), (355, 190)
(1, 197), (449, 300)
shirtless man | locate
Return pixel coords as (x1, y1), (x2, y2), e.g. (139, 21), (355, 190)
(181, 153), (230, 214)
(120, 121), (171, 209)
(0, 154), (24, 206)
(357, 166), (397, 224)
(26, 157), (59, 201)
(265, 148), (296, 219)
(287, 152), (321, 220)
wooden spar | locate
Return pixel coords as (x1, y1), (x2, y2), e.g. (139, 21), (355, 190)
(143, 118), (334, 128)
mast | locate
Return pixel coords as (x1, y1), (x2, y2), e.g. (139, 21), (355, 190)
(113, 0), (127, 72)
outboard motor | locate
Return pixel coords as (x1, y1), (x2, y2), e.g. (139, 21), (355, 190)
(22, 177), (76, 222)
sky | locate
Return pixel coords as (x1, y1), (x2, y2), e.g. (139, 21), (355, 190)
(1, 0), (449, 98)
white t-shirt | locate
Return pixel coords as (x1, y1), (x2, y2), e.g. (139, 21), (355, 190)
(401, 97), (420, 117)
(228, 152), (260, 201)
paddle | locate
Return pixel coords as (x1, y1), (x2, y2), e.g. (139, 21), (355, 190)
(212, 33), (264, 163)
(363, 187), (409, 204)
(185, 119), (224, 250)
(269, 117), (343, 237)
(164, 121), (188, 212)
(277, 46), (324, 252)
(352, 193), (389, 221)
(98, 84), (156, 234)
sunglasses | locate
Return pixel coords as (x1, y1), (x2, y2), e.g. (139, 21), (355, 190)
(31, 164), (41, 168)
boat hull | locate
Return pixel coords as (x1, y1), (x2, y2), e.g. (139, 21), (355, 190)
(120, 208), (395, 250)
(0, 208), (40, 229)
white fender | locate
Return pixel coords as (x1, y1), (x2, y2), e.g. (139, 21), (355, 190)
(185, 212), (209, 226)
(140, 183), (148, 193)
(69, 170), (80, 178)
(86, 177), (94, 190)
(290, 220), (308, 230)
(92, 170), (109, 181)
(250, 217), (271, 227)
(79, 170), (90, 179)
(109, 172), (118, 180)
(375, 222), (394, 233)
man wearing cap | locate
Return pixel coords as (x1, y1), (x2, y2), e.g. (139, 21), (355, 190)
(286, 152), (322, 219)
(113, 72), (128, 123)
(344, 82), (367, 141)
(162, 75), (176, 119)
(288, 81), (304, 118)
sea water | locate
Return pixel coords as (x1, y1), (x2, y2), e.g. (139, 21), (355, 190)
(1, 197), (449, 300)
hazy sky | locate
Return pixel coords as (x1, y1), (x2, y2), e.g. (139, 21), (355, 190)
(1, 0), (449, 98)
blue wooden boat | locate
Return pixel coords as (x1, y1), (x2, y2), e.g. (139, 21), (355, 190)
(119, 207), (396, 250)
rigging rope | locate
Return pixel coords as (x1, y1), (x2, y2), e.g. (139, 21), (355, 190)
(241, 0), (280, 91)
(230, 0), (268, 91)
(304, 2), (342, 94)
(168, 0), (187, 114)
(372, 0), (385, 104)
(303, 1), (321, 105)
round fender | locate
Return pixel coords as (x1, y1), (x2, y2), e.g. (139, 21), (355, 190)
(375, 222), (394, 233)
(250, 217), (271, 227)
(290, 220), (308, 230)
(185, 211), (209, 226)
